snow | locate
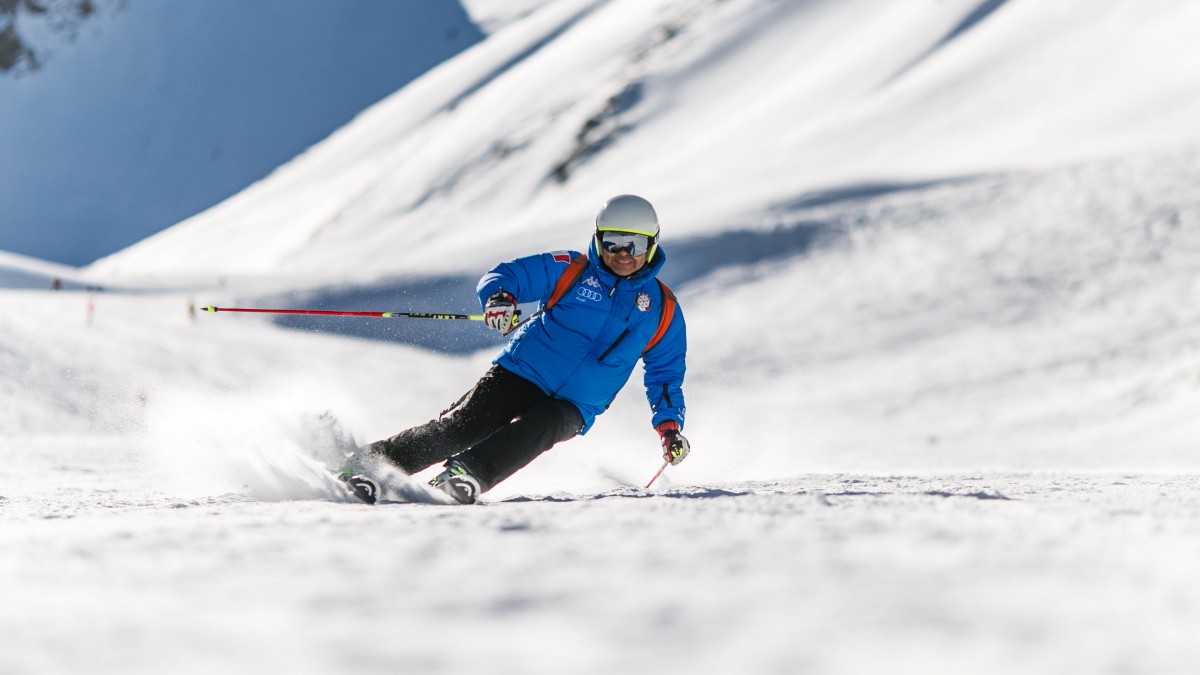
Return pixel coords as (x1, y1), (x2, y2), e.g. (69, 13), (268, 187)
(6, 460), (1200, 674)
(462, 0), (554, 34)
(4, 0), (1200, 672)
(86, 0), (1200, 279)
(0, 250), (90, 290)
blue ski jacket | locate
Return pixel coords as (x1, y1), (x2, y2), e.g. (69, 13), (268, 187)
(476, 238), (687, 434)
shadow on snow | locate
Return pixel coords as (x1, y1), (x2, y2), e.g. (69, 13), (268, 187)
(499, 486), (1013, 503)
(261, 179), (964, 353)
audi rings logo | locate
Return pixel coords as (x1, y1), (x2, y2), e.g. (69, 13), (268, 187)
(576, 287), (604, 302)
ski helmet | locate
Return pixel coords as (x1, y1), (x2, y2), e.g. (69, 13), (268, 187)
(595, 194), (660, 261)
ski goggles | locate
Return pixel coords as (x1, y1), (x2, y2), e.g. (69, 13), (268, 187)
(598, 230), (655, 257)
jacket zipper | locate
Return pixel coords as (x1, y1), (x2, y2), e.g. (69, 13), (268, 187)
(597, 329), (630, 362)
(551, 270), (621, 393)
(597, 275), (638, 361)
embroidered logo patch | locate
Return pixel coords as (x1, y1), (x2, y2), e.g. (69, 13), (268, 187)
(636, 292), (652, 312)
(582, 276), (604, 290)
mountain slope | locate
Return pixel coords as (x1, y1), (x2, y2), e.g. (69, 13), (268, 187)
(89, 0), (1200, 279)
(8, 0), (1200, 474)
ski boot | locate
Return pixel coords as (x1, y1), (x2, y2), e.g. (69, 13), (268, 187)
(429, 460), (482, 505)
(338, 471), (381, 505)
(338, 448), (383, 504)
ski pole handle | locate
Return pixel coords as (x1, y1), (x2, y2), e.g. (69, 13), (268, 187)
(502, 308), (542, 335)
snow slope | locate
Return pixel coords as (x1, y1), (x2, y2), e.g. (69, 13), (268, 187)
(0, 0), (483, 265)
(462, 0), (553, 34)
(4, 0), (1200, 673)
(90, 0), (1200, 278)
(72, 0), (1200, 473)
(0, 249), (91, 290)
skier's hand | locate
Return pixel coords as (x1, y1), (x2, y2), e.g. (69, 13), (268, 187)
(484, 291), (517, 333)
(656, 421), (690, 466)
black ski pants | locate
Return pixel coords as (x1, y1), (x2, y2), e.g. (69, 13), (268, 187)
(367, 365), (584, 492)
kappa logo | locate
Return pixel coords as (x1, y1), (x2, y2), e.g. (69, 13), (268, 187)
(582, 276), (604, 290)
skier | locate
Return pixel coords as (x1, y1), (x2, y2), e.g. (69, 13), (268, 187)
(341, 194), (689, 504)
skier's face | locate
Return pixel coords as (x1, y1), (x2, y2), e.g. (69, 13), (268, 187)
(597, 230), (652, 277)
(600, 246), (647, 277)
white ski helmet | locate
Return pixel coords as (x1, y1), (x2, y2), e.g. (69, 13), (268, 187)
(595, 194), (660, 260)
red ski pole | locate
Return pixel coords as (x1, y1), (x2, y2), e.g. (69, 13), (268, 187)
(201, 306), (489, 321)
(645, 459), (670, 489)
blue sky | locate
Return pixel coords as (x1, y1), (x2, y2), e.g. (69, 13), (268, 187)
(0, 0), (482, 266)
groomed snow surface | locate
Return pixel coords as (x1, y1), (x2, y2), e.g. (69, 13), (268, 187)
(5, 0), (1200, 672)
(6, 462), (1200, 674)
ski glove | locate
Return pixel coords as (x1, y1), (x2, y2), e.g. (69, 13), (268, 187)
(656, 421), (690, 466)
(483, 291), (517, 333)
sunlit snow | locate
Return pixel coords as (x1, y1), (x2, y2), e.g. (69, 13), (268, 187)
(4, 1), (1200, 673)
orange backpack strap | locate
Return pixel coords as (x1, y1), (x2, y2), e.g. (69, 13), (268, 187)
(642, 280), (677, 356)
(545, 255), (589, 311)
